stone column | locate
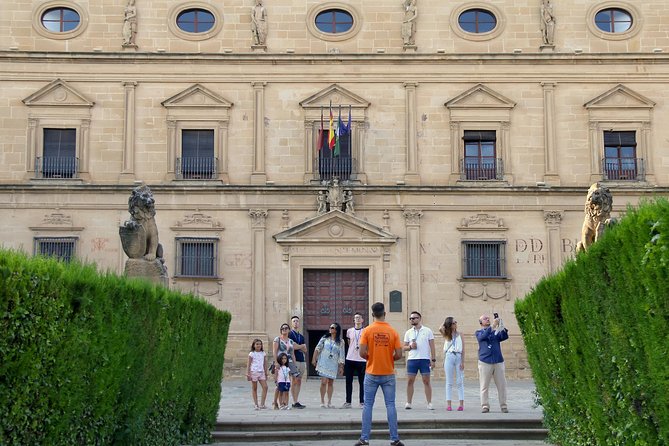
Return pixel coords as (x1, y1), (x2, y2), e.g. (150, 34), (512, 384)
(641, 121), (654, 183)
(449, 121), (460, 184)
(165, 120), (176, 180)
(249, 209), (268, 332)
(80, 119), (91, 175)
(541, 82), (560, 185)
(404, 82), (420, 185)
(304, 120), (314, 183)
(501, 121), (511, 181)
(588, 121), (600, 183)
(403, 209), (423, 313)
(120, 81), (137, 182)
(544, 210), (563, 273)
(218, 120), (229, 183)
(251, 82), (267, 184)
(26, 118), (38, 173)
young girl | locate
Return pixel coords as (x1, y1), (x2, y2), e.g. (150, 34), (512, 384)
(440, 317), (465, 411)
(275, 353), (292, 410)
(247, 339), (269, 410)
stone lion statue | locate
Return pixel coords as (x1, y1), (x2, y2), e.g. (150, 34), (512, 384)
(576, 182), (614, 253)
(120, 185), (163, 261)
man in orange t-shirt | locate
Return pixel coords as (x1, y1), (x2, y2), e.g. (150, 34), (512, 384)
(355, 302), (404, 446)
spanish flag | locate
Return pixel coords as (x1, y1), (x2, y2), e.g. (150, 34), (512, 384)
(328, 101), (335, 150)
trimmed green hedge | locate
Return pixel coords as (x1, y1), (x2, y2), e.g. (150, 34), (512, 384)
(515, 198), (669, 446)
(0, 249), (230, 445)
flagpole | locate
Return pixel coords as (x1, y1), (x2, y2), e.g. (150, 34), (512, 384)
(348, 104), (352, 160)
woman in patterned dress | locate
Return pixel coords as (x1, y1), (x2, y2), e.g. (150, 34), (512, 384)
(312, 322), (345, 408)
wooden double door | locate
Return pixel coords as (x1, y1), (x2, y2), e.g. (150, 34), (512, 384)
(303, 269), (369, 376)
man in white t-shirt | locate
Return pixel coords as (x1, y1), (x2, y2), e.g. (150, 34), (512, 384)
(403, 311), (436, 410)
(342, 312), (366, 408)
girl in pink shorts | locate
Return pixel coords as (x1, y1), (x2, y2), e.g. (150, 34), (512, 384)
(247, 338), (268, 409)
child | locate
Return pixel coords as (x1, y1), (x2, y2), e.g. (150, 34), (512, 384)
(247, 338), (269, 410)
(275, 352), (291, 410)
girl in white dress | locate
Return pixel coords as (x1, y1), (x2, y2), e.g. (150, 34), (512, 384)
(246, 339), (268, 409)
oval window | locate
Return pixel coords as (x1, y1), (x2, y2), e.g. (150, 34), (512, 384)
(315, 9), (354, 34)
(41, 7), (80, 33)
(595, 8), (632, 33)
(458, 9), (497, 34)
(176, 8), (215, 33)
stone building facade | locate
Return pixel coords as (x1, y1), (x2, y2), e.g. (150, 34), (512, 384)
(2, 0), (669, 378)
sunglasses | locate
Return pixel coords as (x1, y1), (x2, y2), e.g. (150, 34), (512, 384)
(329, 326), (337, 329)
(409, 317), (419, 320)
(281, 326), (290, 330)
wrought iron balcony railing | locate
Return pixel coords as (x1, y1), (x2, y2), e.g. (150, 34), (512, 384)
(34, 156), (79, 179)
(601, 158), (644, 181)
(314, 156), (356, 182)
(460, 158), (504, 181)
(176, 157), (218, 180)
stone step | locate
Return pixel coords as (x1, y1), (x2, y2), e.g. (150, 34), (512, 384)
(212, 419), (548, 442)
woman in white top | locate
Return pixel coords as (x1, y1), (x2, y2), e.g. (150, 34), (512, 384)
(439, 317), (465, 411)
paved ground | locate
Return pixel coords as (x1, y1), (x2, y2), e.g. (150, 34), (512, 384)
(211, 377), (553, 446)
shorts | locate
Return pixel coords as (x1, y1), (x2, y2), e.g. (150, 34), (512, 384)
(288, 361), (302, 378)
(277, 382), (291, 392)
(294, 361), (307, 378)
(247, 370), (266, 382)
(406, 358), (431, 376)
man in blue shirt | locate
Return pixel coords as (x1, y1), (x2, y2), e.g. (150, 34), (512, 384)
(288, 315), (308, 409)
(475, 313), (509, 413)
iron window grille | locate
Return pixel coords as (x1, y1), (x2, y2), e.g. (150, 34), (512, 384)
(462, 240), (506, 279)
(34, 237), (77, 262)
(175, 237), (218, 278)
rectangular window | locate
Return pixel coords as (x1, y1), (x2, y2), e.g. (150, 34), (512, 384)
(462, 131), (498, 180)
(179, 129), (216, 179)
(462, 240), (506, 278)
(40, 128), (77, 178)
(176, 237), (218, 278)
(317, 129), (353, 181)
(603, 131), (638, 180)
(34, 237), (77, 262)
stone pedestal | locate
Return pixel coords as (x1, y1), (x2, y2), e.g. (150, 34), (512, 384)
(540, 45), (555, 53)
(125, 258), (168, 286)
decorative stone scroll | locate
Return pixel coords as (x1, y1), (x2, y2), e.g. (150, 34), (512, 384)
(459, 281), (510, 301)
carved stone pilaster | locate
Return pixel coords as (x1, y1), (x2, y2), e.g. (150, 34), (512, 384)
(249, 209), (268, 228)
(403, 209), (423, 226)
(543, 210), (563, 226)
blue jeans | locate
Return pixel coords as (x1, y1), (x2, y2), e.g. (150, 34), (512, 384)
(360, 374), (399, 442)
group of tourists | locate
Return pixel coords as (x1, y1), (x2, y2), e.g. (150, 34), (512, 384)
(246, 305), (509, 446)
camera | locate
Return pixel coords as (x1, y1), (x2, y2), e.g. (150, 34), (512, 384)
(493, 312), (499, 319)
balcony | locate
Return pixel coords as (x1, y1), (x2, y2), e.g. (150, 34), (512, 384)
(602, 158), (644, 181)
(176, 157), (218, 180)
(314, 156), (356, 182)
(34, 156), (79, 179)
(460, 158), (504, 181)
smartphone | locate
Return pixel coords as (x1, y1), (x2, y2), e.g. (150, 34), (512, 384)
(493, 312), (499, 319)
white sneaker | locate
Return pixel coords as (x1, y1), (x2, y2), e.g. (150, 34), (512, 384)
(427, 403), (434, 410)
(341, 402), (352, 409)
(405, 402), (412, 409)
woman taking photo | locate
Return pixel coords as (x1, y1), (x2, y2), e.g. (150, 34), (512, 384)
(440, 316), (465, 411)
(312, 322), (345, 408)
